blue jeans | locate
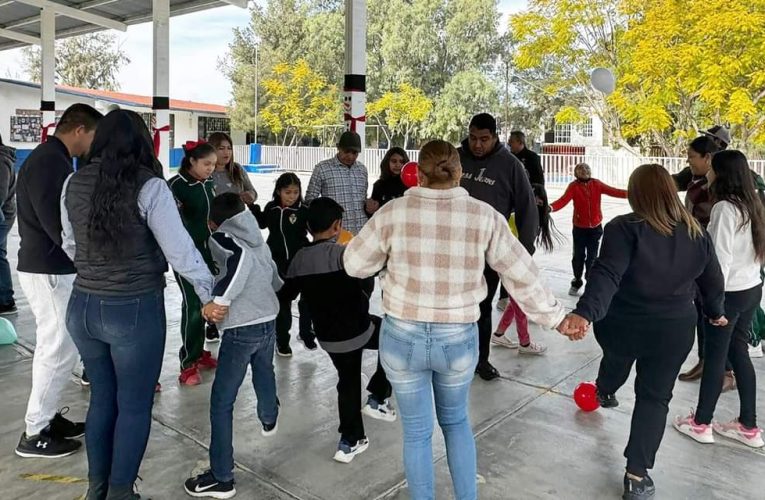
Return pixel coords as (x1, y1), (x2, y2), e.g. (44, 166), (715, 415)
(66, 289), (166, 490)
(210, 321), (279, 482)
(380, 316), (478, 500)
(0, 219), (14, 304)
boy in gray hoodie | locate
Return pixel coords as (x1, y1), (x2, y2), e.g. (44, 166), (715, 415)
(185, 193), (282, 499)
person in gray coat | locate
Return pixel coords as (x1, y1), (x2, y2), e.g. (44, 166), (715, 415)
(0, 133), (17, 314)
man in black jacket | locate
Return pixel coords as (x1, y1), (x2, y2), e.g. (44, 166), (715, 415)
(459, 113), (539, 381)
(509, 130), (545, 186)
(0, 134), (17, 315)
(14, 104), (103, 459)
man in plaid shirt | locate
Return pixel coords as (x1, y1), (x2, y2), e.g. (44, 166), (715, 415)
(306, 131), (371, 235)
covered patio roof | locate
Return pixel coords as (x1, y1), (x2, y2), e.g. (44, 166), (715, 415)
(0, 0), (247, 51)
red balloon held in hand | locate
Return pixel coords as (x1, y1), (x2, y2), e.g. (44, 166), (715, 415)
(573, 382), (600, 412)
(401, 161), (419, 188)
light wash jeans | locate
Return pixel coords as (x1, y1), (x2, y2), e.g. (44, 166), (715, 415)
(19, 272), (79, 436)
(380, 316), (479, 500)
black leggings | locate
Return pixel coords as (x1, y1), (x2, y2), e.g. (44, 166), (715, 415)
(695, 285), (761, 428)
(572, 225), (603, 285)
(595, 310), (695, 477)
(478, 266), (501, 364)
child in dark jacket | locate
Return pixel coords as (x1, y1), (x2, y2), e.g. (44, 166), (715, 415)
(551, 163), (627, 296)
(168, 141), (219, 386)
(278, 197), (394, 464)
(252, 173), (315, 357)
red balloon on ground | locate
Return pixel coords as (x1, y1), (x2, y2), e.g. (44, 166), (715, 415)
(574, 382), (600, 412)
(401, 161), (419, 188)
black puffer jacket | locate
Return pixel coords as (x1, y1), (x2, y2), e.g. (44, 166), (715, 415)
(0, 144), (17, 223)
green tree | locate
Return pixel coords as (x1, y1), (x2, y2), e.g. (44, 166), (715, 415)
(425, 70), (500, 143)
(22, 33), (129, 90)
(259, 59), (340, 146)
(367, 83), (433, 146)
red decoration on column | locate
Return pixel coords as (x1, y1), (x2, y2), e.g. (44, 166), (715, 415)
(40, 123), (56, 143)
(343, 113), (366, 132)
(152, 125), (171, 157)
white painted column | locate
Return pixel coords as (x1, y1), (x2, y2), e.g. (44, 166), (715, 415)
(40, 6), (56, 141)
(343, 0), (366, 144)
(152, 0), (171, 177)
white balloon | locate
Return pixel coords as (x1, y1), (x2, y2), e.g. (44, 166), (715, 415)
(591, 68), (615, 95)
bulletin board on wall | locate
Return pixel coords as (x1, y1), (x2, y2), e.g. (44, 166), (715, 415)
(9, 110), (64, 143)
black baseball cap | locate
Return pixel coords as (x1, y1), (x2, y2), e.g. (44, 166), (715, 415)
(337, 131), (362, 152)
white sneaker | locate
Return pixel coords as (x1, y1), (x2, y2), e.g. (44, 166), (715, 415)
(749, 342), (763, 358)
(518, 341), (547, 355)
(333, 437), (369, 463)
(713, 419), (765, 448)
(673, 411), (714, 444)
(362, 396), (397, 422)
(491, 334), (519, 349)
(496, 298), (509, 311)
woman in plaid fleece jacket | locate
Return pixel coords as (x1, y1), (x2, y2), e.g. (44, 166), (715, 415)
(344, 140), (568, 500)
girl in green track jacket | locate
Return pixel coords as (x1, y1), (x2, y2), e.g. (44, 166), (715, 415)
(168, 141), (218, 386)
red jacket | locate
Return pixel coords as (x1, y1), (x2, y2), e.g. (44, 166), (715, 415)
(551, 179), (627, 228)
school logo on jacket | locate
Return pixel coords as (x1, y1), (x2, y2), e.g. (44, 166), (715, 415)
(289, 214), (297, 224)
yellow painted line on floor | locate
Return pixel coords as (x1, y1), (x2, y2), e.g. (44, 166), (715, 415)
(19, 473), (87, 484)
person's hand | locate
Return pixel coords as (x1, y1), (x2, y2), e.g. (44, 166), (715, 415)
(240, 191), (256, 205)
(557, 313), (590, 340)
(709, 315), (728, 327)
(365, 198), (380, 214)
(202, 302), (229, 323)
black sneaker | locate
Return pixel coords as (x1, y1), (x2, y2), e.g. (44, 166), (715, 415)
(597, 391), (619, 408)
(205, 324), (220, 344)
(15, 428), (82, 458)
(0, 301), (17, 315)
(184, 470), (236, 499)
(49, 407), (85, 439)
(261, 420), (278, 437)
(276, 344), (293, 358)
(298, 335), (318, 351)
(623, 473), (655, 500)
(475, 361), (500, 381)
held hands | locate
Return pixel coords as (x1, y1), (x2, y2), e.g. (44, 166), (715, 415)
(240, 192), (256, 205)
(365, 198), (380, 214)
(202, 302), (229, 324)
(709, 316), (729, 327)
(556, 313), (591, 341)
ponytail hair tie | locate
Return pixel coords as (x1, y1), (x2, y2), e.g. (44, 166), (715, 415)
(184, 139), (207, 152)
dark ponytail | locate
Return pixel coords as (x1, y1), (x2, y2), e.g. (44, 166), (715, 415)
(533, 184), (564, 252)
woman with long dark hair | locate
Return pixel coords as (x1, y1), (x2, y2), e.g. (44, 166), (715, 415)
(367, 147), (410, 215)
(564, 164), (725, 500)
(674, 150), (765, 449)
(61, 110), (222, 499)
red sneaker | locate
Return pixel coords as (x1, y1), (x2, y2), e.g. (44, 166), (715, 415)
(179, 366), (201, 386)
(197, 350), (218, 370)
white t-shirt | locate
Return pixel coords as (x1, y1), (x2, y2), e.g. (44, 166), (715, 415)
(707, 200), (762, 292)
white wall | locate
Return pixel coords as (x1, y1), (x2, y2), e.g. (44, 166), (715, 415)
(0, 82), (95, 150)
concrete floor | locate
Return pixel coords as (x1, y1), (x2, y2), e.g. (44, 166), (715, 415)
(1, 174), (764, 500)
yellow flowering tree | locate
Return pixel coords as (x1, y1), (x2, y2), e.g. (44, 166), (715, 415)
(367, 83), (433, 147)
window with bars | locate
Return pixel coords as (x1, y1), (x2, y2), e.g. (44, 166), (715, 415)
(198, 116), (231, 139)
(554, 123), (572, 143)
(578, 118), (593, 137)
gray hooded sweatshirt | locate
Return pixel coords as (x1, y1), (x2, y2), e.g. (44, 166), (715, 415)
(210, 209), (283, 332)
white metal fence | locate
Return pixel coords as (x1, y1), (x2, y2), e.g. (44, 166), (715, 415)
(236, 145), (765, 188)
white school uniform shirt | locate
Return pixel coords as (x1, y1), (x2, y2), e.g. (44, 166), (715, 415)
(707, 200), (762, 292)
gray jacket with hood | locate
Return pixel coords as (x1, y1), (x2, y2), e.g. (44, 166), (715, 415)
(210, 209), (282, 332)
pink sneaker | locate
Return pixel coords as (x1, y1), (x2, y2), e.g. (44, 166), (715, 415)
(197, 350), (218, 370)
(179, 366), (202, 386)
(713, 419), (765, 448)
(673, 411), (714, 444)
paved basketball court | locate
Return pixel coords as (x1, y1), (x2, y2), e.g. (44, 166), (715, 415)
(0, 173), (762, 499)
